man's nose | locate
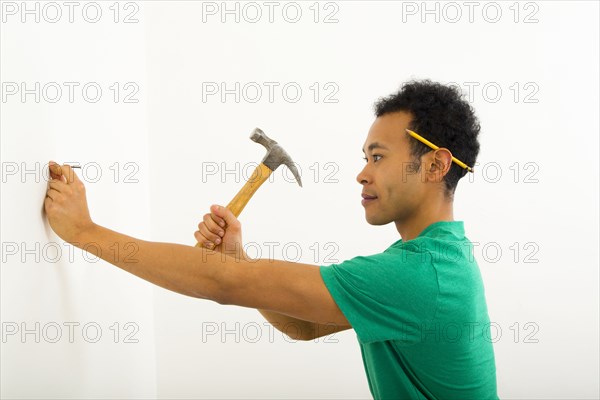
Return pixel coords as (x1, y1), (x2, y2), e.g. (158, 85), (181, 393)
(356, 165), (370, 185)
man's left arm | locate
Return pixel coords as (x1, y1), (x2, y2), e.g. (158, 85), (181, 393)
(74, 223), (350, 327)
(45, 161), (350, 328)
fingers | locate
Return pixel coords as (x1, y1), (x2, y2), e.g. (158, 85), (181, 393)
(49, 161), (80, 184)
(202, 212), (224, 234)
(45, 187), (60, 201)
(201, 213), (224, 242)
(194, 205), (241, 248)
(196, 224), (219, 248)
(49, 162), (65, 181)
(210, 204), (240, 229)
(208, 205), (226, 228)
(48, 178), (68, 193)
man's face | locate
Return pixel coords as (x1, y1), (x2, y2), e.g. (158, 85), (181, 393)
(356, 111), (428, 225)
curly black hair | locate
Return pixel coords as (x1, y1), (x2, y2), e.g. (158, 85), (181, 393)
(373, 79), (481, 200)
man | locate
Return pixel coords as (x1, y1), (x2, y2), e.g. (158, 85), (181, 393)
(45, 79), (498, 399)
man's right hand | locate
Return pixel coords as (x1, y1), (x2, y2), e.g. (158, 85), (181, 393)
(194, 205), (245, 260)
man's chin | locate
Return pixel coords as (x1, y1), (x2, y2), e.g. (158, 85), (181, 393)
(365, 213), (391, 226)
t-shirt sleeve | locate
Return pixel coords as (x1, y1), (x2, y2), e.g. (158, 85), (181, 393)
(319, 247), (439, 344)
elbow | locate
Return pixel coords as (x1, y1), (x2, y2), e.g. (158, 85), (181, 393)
(281, 323), (316, 342)
(187, 272), (231, 304)
(294, 334), (314, 341)
(213, 282), (232, 305)
(213, 269), (240, 306)
(215, 293), (230, 306)
(209, 258), (237, 306)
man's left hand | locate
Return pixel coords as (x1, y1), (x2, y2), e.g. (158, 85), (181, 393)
(44, 161), (95, 244)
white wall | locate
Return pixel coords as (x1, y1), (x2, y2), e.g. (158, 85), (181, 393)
(2, 1), (598, 399)
(1, 2), (156, 398)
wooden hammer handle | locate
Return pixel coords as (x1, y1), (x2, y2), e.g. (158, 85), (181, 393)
(226, 162), (273, 216)
(195, 162), (272, 248)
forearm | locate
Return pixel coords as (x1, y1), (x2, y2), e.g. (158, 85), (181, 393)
(259, 309), (352, 340)
(239, 249), (315, 340)
(238, 254), (350, 338)
(257, 309), (315, 340)
(73, 223), (227, 302)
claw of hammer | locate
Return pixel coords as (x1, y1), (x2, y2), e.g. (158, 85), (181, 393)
(251, 128), (302, 188)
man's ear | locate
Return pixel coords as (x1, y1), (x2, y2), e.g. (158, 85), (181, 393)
(426, 149), (453, 181)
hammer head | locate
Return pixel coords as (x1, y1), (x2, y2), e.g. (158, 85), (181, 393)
(250, 128), (302, 187)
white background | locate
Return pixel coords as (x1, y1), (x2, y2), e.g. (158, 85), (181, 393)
(1, 1), (598, 399)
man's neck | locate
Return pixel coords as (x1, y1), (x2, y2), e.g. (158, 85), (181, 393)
(395, 201), (454, 242)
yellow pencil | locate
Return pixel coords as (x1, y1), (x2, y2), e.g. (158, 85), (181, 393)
(405, 129), (473, 173)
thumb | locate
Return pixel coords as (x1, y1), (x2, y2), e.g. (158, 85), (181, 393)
(211, 204), (240, 228)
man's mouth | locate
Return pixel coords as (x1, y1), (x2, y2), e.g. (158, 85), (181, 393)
(361, 193), (378, 206)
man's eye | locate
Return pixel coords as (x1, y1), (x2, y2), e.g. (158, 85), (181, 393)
(363, 155), (383, 163)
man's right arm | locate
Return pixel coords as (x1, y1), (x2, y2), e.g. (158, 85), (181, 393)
(257, 309), (351, 341)
(195, 205), (352, 340)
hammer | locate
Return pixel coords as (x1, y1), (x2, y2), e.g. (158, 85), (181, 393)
(195, 128), (302, 248)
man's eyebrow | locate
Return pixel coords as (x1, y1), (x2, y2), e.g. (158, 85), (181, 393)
(362, 142), (390, 153)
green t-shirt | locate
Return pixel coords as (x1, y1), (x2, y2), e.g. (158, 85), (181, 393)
(319, 221), (498, 400)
